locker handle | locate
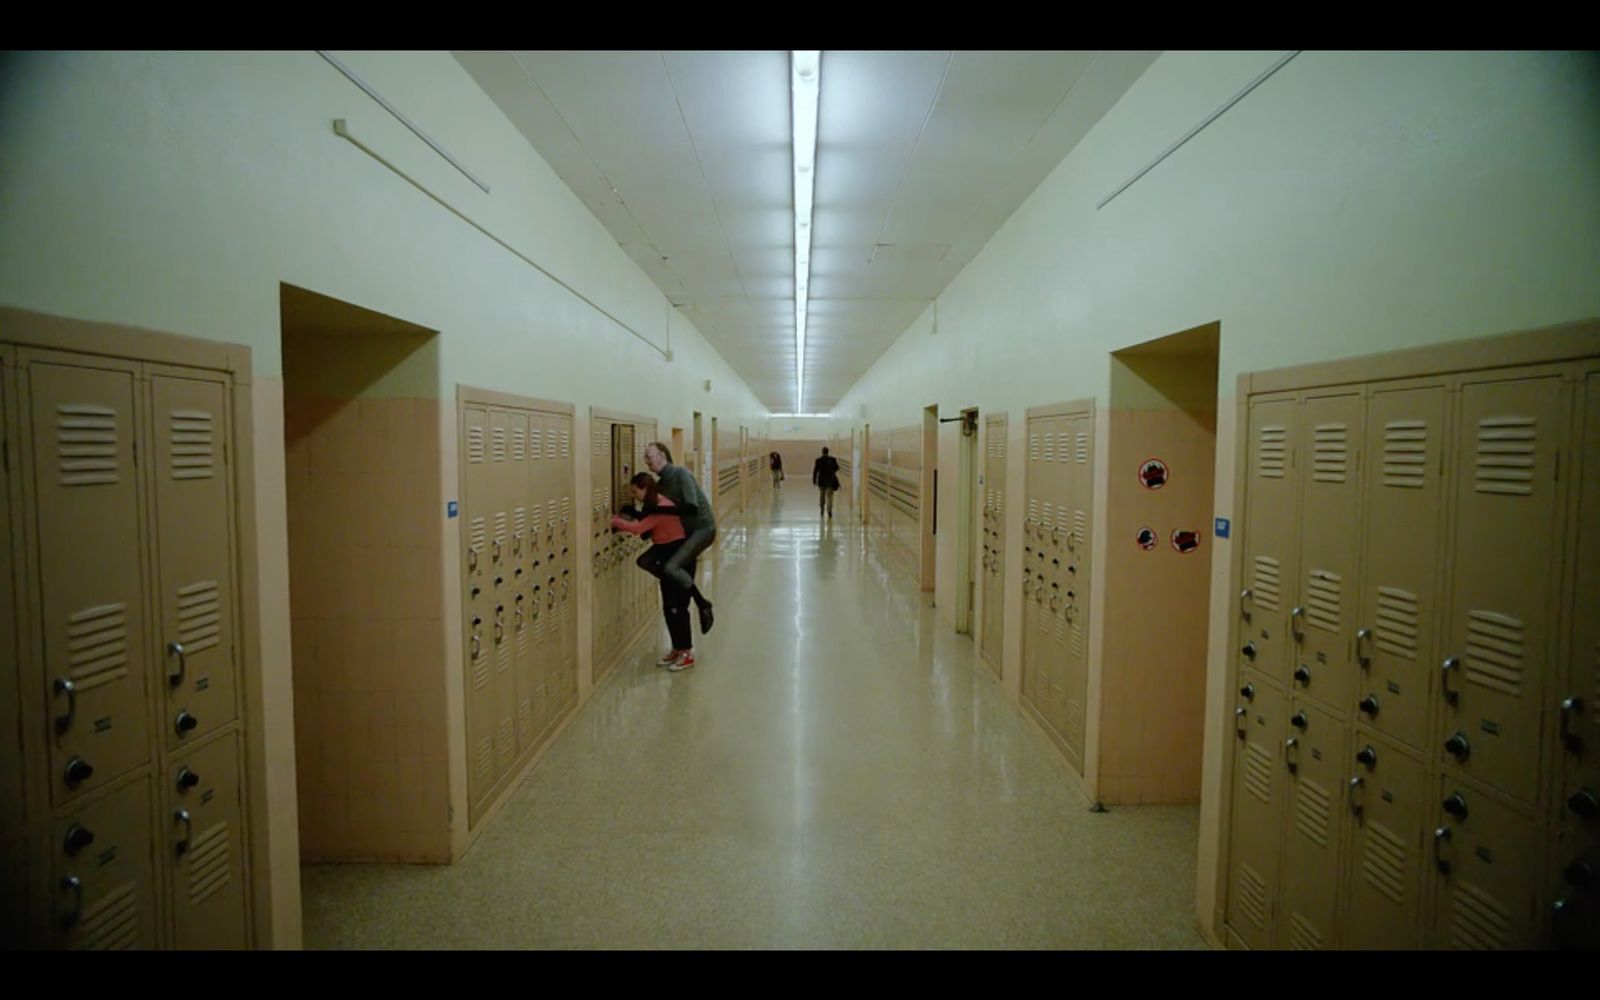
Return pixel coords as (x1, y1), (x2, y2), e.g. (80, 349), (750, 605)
(492, 539), (503, 561)
(1290, 606), (1305, 642)
(1348, 775), (1365, 815)
(174, 808), (193, 856)
(468, 548), (479, 570)
(1561, 696), (1584, 754)
(1234, 707), (1248, 739)
(1441, 656), (1461, 704)
(1240, 588), (1253, 622)
(1284, 737), (1300, 773)
(1433, 826), (1452, 874)
(54, 677), (77, 733)
(60, 876), (83, 930)
(471, 634), (481, 658)
(494, 621), (504, 642)
(168, 641), (187, 688)
(1356, 628), (1372, 667)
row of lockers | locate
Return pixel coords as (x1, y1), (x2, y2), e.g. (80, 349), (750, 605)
(1223, 345), (1600, 949)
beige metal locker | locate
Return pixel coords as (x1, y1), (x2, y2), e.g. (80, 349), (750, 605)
(52, 777), (157, 950)
(1552, 369), (1600, 948)
(462, 405), (496, 810)
(149, 373), (237, 751)
(1430, 779), (1546, 948)
(1063, 412), (1092, 767)
(1277, 699), (1349, 949)
(1356, 382), (1449, 751)
(1292, 392), (1364, 713)
(2, 358), (25, 835)
(166, 733), (247, 949)
(511, 409), (537, 753)
(980, 414), (1006, 677)
(1240, 395), (1301, 690)
(1439, 372), (1568, 804)
(26, 359), (152, 807)
(1227, 669), (1287, 950)
(1342, 733), (1429, 949)
(490, 409), (517, 779)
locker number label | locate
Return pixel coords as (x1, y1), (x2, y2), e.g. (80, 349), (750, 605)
(1214, 517), (1230, 539)
(448, 501), (459, 519)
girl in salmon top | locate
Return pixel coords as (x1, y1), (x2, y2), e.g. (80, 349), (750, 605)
(612, 472), (697, 670)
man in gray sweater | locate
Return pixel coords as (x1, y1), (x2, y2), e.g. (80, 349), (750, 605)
(642, 442), (715, 634)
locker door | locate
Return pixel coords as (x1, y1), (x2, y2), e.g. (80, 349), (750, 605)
(1064, 412), (1091, 769)
(1440, 374), (1567, 804)
(150, 374), (237, 750)
(167, 734), (247, 948)
(1278, 698), (1349, 949)
(1431, 781), (1546, 949)
(28, 361), (151, 806)
(1227, 669), (1286, 949)
(1553, 369), (1600, 948)
(1292, 391), (1363, 713)
(53, 778), (158, 949)
(489, 409), (516, 780)
(1239, 396), (1301, 689)
(981, 414), (1006, 675)
(1356, 384), (1448, 751)
(1343, 736), (1429, 949)
(510, 409), (536, 754)
(462, 405), (495, 812)
(1, 364), (24, 832)
(1021, 420), (1042, 714)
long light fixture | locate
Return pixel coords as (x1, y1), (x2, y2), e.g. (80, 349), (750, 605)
(791, 50), (820, 414)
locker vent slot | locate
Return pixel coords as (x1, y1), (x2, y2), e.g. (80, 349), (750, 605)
(1306, 570), (1342, 632)
(513, 427), (527, 462)
(1474, 416), (1537, 496)
(1236, 865), (1268, 929)
(187, 823), (231, 905)
(67, 603), (130, 679)
(547, 500), (559, 532)
(1043, 433), (1055, 464)
(1258, 424), (1288, 479)
(57, 403), (120, 486)
(561, 430), (571, 458)
(1312, 422), (1350, 483)
(1244, 742), (1274, 803)
(547, 428), (559, 460)
(1252, 557), (1282, 611)
(497, 718), (514, 765)
(169, 409), (216, 480)
(592, 428), (604, 457)
(175, 581), (222, 655)
(1287, 912), (1325, 950)
(1053, 607), (1068, 644)
(1040, 501), (1054, 533)
(1449, 881), (1511, 950)
(1382, 419), (1428, 488)
(1074, 510), (1087, 549)
(1293, 777), (1333, 847)
(1070, 617), (1085, 659)
(493, 512), (508, 548)
(475, 738), (494, 784)
(76, 882), (139, 950)
(467, 426), (485, 464)
(1077, 432), (1089, 464)
(1066, 700), (1084, 745)
(1464, 610), (1525, 696)
(514, 506), (527, 538)
(1375, 587), (1421, 658)
(497, 628), (512, 673)
(469, 516), (486, 555)
(1030, 434), (1040, 462)
(1361, 821), (1408, 905)
(491, 427), (506, 463)
(473, 652), (490, 690)
(529, 507), (542, 538)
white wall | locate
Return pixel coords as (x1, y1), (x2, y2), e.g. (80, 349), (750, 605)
(0, 50), (770, 947)
(829, 50), (1600, 940)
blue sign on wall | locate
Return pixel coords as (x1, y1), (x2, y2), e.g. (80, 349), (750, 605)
(1214, 516), (1231, 539)
(448, 501), (459, 519)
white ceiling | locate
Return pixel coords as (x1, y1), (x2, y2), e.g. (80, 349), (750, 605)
(455, 50), (1160, 413)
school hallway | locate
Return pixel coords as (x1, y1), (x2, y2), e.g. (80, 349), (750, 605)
(299, 489), (1206, 949)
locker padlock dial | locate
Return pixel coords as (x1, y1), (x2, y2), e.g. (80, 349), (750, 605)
(1293, 665), (1311, 685)
(1356, 745), (1378, 770)
(177, 767), (201, 792)
(1442, 792), (1469, 820)
(63, 823), (95, 856)
(1359, 694), (1380, 718)
(1241, 642), (1257, 662)
(1444, 732), (1471, 761)
(1569, 787), (1600, 819)
(1240, 683), (1255, 701)
(1291, 711), (1308, 731)
(175, 711), (199, 736)
(63, 756), (94, 788)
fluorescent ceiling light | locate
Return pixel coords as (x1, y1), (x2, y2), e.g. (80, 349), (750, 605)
(792, 50), (820, 413)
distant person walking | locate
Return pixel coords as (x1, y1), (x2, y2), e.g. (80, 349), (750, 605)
(770, 451), (784, 489)
(812, 446), (841, 519)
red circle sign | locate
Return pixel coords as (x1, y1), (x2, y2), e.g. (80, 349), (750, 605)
(1139, 459), (1169, 490)
(1171, 528), (1202, 554)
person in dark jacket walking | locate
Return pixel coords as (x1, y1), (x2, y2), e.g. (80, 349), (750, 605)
(812, 446), (841, 519)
